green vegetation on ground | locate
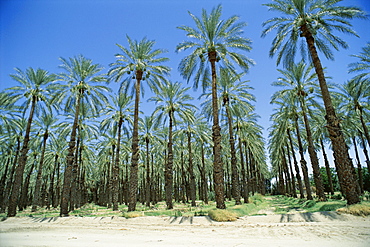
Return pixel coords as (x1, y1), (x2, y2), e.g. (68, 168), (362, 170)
(2, 194), (369, 221)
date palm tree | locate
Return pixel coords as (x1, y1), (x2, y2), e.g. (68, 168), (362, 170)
(100, 93), (133, 211)
(149, 81), (196, 209)
(109, 36), (170, 211)
(6, 67), (56, 217)
(142, 116), (156, 207)
(236, 113), (266, 201)
(271, 61), (326, 200)
(176, 4), (254, 209)
(262, 0), (366, 204)
(55, 55), (110, 216)
(340, 78), (370, 147)
(31, 112), (58, 212)
(192, 115), (212, 204)
(201, 69), (255, 204)
(271, 96), (313, 199)
(220, 70), (255, 204)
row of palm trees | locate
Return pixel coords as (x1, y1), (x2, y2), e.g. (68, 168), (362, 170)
(0, 0), (369, 217)
(0, 63), (266, 214)
(269, 59), (369, 199)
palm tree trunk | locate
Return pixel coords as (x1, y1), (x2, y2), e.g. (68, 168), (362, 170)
(8, 96), (37, 217)
(243, 143), (251, 197)
(0, 155), (11, 212)
(320, 139), (334, 195)
(286, 143), (297, 198)
(278, 163), (285, 195)
(112, 118), (123, 211)
(300, 99), (326, 201)
(359, 108), (370, 147)
(60, 91), (82, 216)
(180, 148), (186, 203)
(69, 125), (81, 211)
(249, 153), (257, 195)
(32, 130), (49, 212)
(48, 154), (58, 209)
(353, 137), (363, 194)
(19, 153), (37, 211)
(225, 102), (241, 205)
(1, 138), (19, 213)
(145, 137), (151, 207)
(53, 156), (61, 208)
(287, 129), (304, 198)
(238, 135), (249, 203)
(209, 51), (225, 209)
(294, 116), (313, 200)
(107, 145), (114, 208)
(165, 111), (174, 209)
(187, 130), (196, 207)
(282, 148), (292, 196)
(302, 24), (360, 204)
(128, 71), (142, 212)
(201, 143), (208, 204)
(359, 131), (370, 173)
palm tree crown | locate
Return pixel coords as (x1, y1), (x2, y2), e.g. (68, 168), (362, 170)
(109, 35), (170, 94)
(176, 4), (255, 90)
(262, 0), (367, 68)
(349, 42), (370, 80)
(149, 81), (196, 126)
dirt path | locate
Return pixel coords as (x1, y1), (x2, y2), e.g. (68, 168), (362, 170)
(1, 213), (369, 247)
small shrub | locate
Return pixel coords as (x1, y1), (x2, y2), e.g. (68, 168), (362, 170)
(337, 203), (370, 216)
(208, 209), (237, 222)
(123, 211), (143, 218)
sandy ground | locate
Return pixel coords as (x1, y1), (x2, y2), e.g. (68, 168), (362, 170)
(1, 212), (370, 247)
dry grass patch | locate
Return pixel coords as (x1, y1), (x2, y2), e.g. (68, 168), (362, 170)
(123, 211), (144, 218)
(337, 203), (370, 216)
(208, 209), (238, 222)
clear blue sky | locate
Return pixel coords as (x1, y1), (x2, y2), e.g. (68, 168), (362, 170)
(1, 0), (369, 162)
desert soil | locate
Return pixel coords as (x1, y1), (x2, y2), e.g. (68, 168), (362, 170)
(1, 212), (369, 247)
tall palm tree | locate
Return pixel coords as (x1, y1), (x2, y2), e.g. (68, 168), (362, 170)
(271, 98), (313, 199)
(149, 81), (196, 209)
(31, 112), (58, 212)
(0, 117), (24, 212)
(271, 61), (326, 200)
(46, 133), (67, 208)
(262, 0), (366, 204)
(338, 78), (370, 147)
(109, 36), (170, 211)
(176, 4), (254, 209)
(55, 55), (110, 216)
(142, 116), (156, 207)
(100, 93), (133, 211)
(192, 115), (212, 204)
(6, 67), (56, 217)
(202, 69), (255, 204)
(236, 113), (266, 201)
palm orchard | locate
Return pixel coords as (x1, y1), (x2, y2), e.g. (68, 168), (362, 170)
(0, 0), (369, 218)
